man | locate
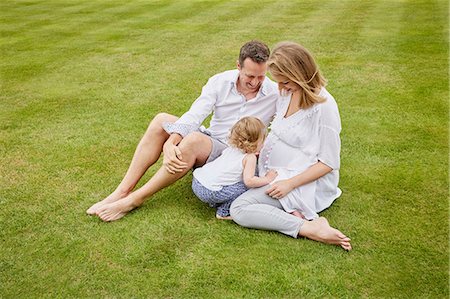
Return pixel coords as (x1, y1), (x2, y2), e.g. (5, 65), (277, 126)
(87, 40), (278, 222)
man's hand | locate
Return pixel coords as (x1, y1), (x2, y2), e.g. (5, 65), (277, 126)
(266, 179), (294, 199)
(163, 142), (188, 174)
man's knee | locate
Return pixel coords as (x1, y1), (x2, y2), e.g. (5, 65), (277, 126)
(178, 132), (212, 164)
(180, 132), (210, 150)
(144, 113), (177, 138)
(150, 113), (176, 128)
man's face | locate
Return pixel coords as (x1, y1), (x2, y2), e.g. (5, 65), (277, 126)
(237, 58), (267, 92)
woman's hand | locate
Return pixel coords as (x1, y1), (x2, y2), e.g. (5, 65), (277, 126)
(266, 179), (294, 199)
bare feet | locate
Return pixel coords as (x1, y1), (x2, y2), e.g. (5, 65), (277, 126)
(299, 217), (352, 251)
(291, 210), (306, 219)
(86, 190), (129, 215)
(216, 214), (233, 220)
(96, 197), (136, 222)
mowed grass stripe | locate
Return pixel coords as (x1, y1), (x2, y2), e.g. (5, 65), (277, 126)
(0, 2), (207, 84)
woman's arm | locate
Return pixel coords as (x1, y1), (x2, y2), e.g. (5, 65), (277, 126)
(243, 154), (278, 188)
(266, 161), (332, 199)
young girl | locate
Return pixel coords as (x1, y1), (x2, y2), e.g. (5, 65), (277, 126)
(192, 116), (278, 219)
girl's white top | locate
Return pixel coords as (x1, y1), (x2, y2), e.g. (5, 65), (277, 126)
(193, 147), (246, 191)
(258, 87), (342, 220)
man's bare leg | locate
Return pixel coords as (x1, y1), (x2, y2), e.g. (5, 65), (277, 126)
(299, 217), (352, 251)
(86, 113), (179, 215)
(96, 132), (213, 221)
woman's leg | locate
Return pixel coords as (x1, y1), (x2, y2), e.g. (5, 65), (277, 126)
(230, 186), (304, 238)
(230, 186), (352, 250)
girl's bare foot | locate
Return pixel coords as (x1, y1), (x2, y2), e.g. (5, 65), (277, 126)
(299, 217), (352, 251)
(216, 214), (233, 220)
(86, 190), (129, 215)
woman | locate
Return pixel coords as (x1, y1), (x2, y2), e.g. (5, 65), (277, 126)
(230, 42), (352, 250)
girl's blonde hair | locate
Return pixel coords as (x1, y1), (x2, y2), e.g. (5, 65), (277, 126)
(228, 117), (266, 153)
(268, 41), (327, 109)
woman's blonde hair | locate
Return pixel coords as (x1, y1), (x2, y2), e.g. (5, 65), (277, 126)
(268, 41), (327, 109)
(228, 117), (266, 153)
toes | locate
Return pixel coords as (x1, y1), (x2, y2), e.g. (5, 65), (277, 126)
(336, 231), (346, 239)
(98, 211), (110, 221)
(96, 206), (108, 215)
(341, 242), (352, 251)
(86, 204), (98, 215)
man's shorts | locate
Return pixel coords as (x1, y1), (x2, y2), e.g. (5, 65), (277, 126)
(162, 121), (227, 165)
(205, 133), (228, 164)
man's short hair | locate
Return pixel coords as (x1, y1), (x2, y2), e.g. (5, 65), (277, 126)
(239, 40), (270, 67)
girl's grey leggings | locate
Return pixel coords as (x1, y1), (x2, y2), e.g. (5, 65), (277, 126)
(230, 185), (305, 238)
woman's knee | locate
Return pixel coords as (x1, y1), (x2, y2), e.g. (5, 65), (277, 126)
(230, 187), (273, 221)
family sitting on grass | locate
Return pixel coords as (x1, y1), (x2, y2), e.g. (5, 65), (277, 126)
(87, 40), (352, 251)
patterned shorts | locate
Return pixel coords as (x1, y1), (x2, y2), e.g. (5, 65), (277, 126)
(192, 178), (248, 217)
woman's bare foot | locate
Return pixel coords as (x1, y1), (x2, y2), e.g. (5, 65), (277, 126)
(291, 210), (306, 219)
(86, 190), (129, 215)
(96, 196), (137, 222)
(299, 217), (352, 251)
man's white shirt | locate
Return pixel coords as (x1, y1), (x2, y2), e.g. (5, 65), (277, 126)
(164, 69), (279, 144)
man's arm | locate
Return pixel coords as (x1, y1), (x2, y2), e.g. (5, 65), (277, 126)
(162, 75), (219, 173)
(163, 75), (219, 138)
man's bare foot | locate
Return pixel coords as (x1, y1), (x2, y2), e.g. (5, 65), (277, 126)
(291, 210), (306, 219)
(96, 197), (136, 222)
(86, 190), (129, 215)
(299, 217), (352, 251)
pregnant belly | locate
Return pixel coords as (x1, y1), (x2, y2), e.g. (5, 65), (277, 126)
(270, 142), (314, 170)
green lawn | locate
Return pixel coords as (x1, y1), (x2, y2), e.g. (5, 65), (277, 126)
(1, 0), (448, 298)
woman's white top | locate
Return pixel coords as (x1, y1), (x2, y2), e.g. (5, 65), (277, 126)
(258, 87), (342, 220)
(193, 147), (246, 191)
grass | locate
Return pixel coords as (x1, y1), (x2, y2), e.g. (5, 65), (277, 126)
(1, 0), (448, 298)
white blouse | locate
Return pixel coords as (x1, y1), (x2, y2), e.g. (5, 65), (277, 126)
(258, 88), (342, 219)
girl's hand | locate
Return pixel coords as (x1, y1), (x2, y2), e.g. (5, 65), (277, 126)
(266, 179), (294, 199)
(265, 169), (278, 183)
